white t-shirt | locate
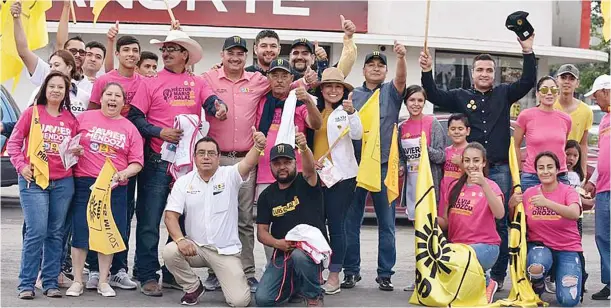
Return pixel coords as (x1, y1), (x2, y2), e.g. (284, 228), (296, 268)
(165, 165), (246, 255)
(27, 84), (91, 116)
(29, 56), (93, 94)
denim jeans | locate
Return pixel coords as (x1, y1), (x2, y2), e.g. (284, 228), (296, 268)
(595, 191), (610, 287)
(135, 153), (172, 285)
(255, 249), (322, 306)
(470, 243), (499, 287)
(526, 244), (582, 307)
(487, 163), (511, 282)
(344, 163), (396, 278)
(18, 176), (74, 293)
(520, 172), (570, 192)
(323, 178), (356, 273)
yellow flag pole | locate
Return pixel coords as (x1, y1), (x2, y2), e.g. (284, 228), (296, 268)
(318, 127), (350, 162)
(423, 0), (431, 55)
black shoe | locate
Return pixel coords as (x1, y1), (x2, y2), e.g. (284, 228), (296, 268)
(375, 277), (394, 291)
(162, 274), (182, 290)
(340, 274), (361, 289)
(592, 286), (610, 300)
(61, 262), (74, 281)
(288, 293), (304, 303)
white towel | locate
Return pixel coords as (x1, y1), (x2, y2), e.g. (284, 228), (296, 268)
(161, 114), (208, 181)
(274, 89), (316, 147)
(285, 224), (331, 267)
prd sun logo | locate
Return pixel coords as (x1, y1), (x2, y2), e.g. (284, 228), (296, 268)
(415, 213), (453, 279)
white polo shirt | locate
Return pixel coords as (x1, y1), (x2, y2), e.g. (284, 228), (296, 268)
(165, 164), (245, 255)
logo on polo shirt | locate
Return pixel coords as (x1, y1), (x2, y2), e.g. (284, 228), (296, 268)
(213, 183), (226, 195)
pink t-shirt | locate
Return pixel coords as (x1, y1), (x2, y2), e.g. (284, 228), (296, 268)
(447, 178), (503, 245)
(439, 145), (465, 214)
(523, 183), (582, 252)
(399, 115), (433, 145)
(129, 69), (216, 153)
(90, 70), (143, 117)
(516, 108), (571, 174)
(597, 113), (610, 193)
(74, 110), (144, 181)
(255, 100), (310, 184)
(7, 105), (78, 180)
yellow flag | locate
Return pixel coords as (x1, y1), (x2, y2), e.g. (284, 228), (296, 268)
(87, 158), (127, 254)
(602, 0), (610, 41)
(356, 89), (381, 192)
(384, 123), (399, 204)
(492, 137), (547, 307)
(92, 0), (110, 24)
(26, 105), (49, 189)
(409, 132), (487, 307)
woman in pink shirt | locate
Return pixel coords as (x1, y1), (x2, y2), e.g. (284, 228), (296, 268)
(65, 83), (144, 298)
(514, 76), (572, 191)
(509, 152), (583, 307)
(8, 72), (78, 299)
(438, 142), (505, 303)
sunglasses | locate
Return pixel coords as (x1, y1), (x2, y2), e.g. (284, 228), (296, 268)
(68, 48), (86, 56)
(159, 46), (185, 53)
(538, 86), (558, 95)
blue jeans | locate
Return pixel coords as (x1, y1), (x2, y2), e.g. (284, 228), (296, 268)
(323, 178), (356, 273)
(527, 244), (582, 307)
(135, 153), (172, 285)
(255, 249), (322, 306)
(344, 163), (396, 278)
(470, 243), (499, 286)
(488, 164), (511, 282)
(595, 191), (610, 287)
(18, 176), (74, 293)
(520, 172), (570, 192)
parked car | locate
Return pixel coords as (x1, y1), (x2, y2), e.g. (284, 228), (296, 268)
(1, 85), (21, 187)
(588, 104), (604, 148)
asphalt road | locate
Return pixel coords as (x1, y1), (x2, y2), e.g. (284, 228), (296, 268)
(0, 186), (608, 307)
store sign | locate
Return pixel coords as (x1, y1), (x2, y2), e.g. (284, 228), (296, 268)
(46, 0), (368, 32)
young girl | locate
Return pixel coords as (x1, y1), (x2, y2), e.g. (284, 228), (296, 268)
(565, 140), (595, 229)
(438, 142), (505, 304)
(438, 113), (470, 214)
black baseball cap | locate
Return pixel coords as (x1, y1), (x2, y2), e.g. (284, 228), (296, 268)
(269, 59), (292, 74)
(270, 143), (296, 161)
(505, 11), (534, 41)
(364, 51), (387, 66)
(223, 36), (248, 52)
(291, 38), (314, 53)
(556, 64), (580, 79)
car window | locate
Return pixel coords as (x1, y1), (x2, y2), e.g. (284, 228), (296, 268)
(593, 110), (604, 126)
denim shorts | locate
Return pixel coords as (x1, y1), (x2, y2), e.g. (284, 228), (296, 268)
(71, 177), (128, 250)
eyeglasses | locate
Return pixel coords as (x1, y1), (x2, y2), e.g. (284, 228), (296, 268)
(159, 46), (185, 53)
(68, 48), (86, 56)
(195, 151), (218, 158)
(538, 86), (559, 95)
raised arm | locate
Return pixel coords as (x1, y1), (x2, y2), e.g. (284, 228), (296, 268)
(393, 41), (407, 94)
(10, 2), (40, 74)
(296, 129), (317, 186)
(336, 15), (357, 77)
(105, 22), (120, 73)
(296, 87), (322, 130)
(419, 49), (460, 111)
(238, 127), (267, 179)
(506, 34), (537, 103)
(55, 1), (71, 51)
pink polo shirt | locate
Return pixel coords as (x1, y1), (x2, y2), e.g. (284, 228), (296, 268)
(597, 113), (610, 193)
(202, 68), (270, 152)
(7, 105), (78, 180)
(447, 179), (503, 245)
(90, 70), (143, 117)
(516, 108), (571, 174)
(523, 183), (582, 252)
(130, 69), (216, 153)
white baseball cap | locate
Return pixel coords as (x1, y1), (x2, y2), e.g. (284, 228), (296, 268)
(585, 74), (611, 97)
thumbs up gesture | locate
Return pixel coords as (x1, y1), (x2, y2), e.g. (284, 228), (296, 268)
(107, 21), (119, 42)
(303, 66), (318, 86)
(314, 41), (327, 61)
(343, 92), (355, 114)
(340, 14), (356, 38)
(295, 86), (314, 105)
(530, 186), (550, 208)
(295, 126), (307, 150)
(251, 126), (266, 150)
(214, 100), (228, 120)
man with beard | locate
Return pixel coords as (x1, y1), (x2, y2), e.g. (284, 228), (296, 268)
(255, 134), (326, 307)
(82, 41), (107, 85)
(245, 30), (281, 75)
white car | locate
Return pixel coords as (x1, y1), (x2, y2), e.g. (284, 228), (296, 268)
(589, 104), (604, 148)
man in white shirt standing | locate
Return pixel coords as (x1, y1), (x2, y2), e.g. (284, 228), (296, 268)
(162, 129), (267, 306)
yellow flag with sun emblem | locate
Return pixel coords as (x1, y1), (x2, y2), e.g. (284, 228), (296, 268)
(409, 132), (487, 307)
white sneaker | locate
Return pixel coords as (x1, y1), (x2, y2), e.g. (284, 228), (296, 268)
(544, 276), (556, 294)
(58, 272), (73, 288)
(97, 282), (116, 297)
(86, 271), (100, 290)
(403, 282), (416, 292)
(65, 281), (84, 297)
(109, 269), (137, 290)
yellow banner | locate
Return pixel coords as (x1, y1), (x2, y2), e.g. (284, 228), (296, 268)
(356, 89), (381, 192)
(87, 158), (126, 254)
(27, 105), (49, 189)
(384, 123), (399, 204)
(410, 132), (487, 307)
(92, 0), (110, 24)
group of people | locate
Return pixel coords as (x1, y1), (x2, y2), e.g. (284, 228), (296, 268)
(2, 1), (609, 306)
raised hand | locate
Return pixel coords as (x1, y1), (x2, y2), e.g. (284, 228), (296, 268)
(314, 41), (327, 61)
(394, 40), (406, 59)
(11, 1), (22, 19)
(341, 14), (356, 38)
(107, 21), (119, 42)
(419, 49), (433, 72)
(342, 92), (355, 114)
(251, 126), (266, 150)
(295, 87), (313, 104)
(518, 32), (534, 53)
(295, 126), (307, 150)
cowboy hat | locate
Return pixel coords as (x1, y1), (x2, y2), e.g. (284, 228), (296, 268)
(150, 30), (203, 66)
(319, 67), (353, 91)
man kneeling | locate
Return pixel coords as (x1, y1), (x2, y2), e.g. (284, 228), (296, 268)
(162, 131), (266, 306)
(255, 131), (326, 307)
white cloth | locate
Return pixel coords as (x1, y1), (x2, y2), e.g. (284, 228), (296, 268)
(275, 89), (317, 147)
(161, 114), (207, 180)
(165, 165), (245, 255)
(285, 224), (331, 267)
(324, 106), (362, 180)
(401, 137), (421, 220)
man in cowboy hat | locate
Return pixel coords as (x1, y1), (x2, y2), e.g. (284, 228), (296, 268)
(128, 29), (229, 296)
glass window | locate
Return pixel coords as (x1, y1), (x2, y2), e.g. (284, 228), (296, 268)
(433, 51), (536, 116)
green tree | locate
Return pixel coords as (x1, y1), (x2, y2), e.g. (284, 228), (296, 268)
(575, 0), (610, 94)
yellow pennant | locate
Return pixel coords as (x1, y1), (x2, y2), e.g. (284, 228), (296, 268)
(356, 89), (381, 192)
(26, 105), (49, 189)
(87, 158), (126, 254)
(92, 0), (110, 24)
(384, 123), (399, 204)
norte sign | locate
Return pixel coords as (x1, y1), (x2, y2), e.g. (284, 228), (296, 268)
(46, 0), (368, 32)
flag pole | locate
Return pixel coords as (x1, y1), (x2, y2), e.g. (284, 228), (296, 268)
(163, 0), (177, 24)
(423, 0), (431, 55)
(69, 0), (77, 24)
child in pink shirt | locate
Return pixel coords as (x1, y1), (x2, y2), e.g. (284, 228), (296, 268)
(438, 114), (470, 215)
(438, 142), (505, 303)
(515, 76), (572, 192)
(509, 151), (583, 306)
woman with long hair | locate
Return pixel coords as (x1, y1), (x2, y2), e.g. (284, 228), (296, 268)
(7, 72), (78, 299)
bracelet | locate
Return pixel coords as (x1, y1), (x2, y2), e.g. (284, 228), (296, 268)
(175, 237), (186, 243)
